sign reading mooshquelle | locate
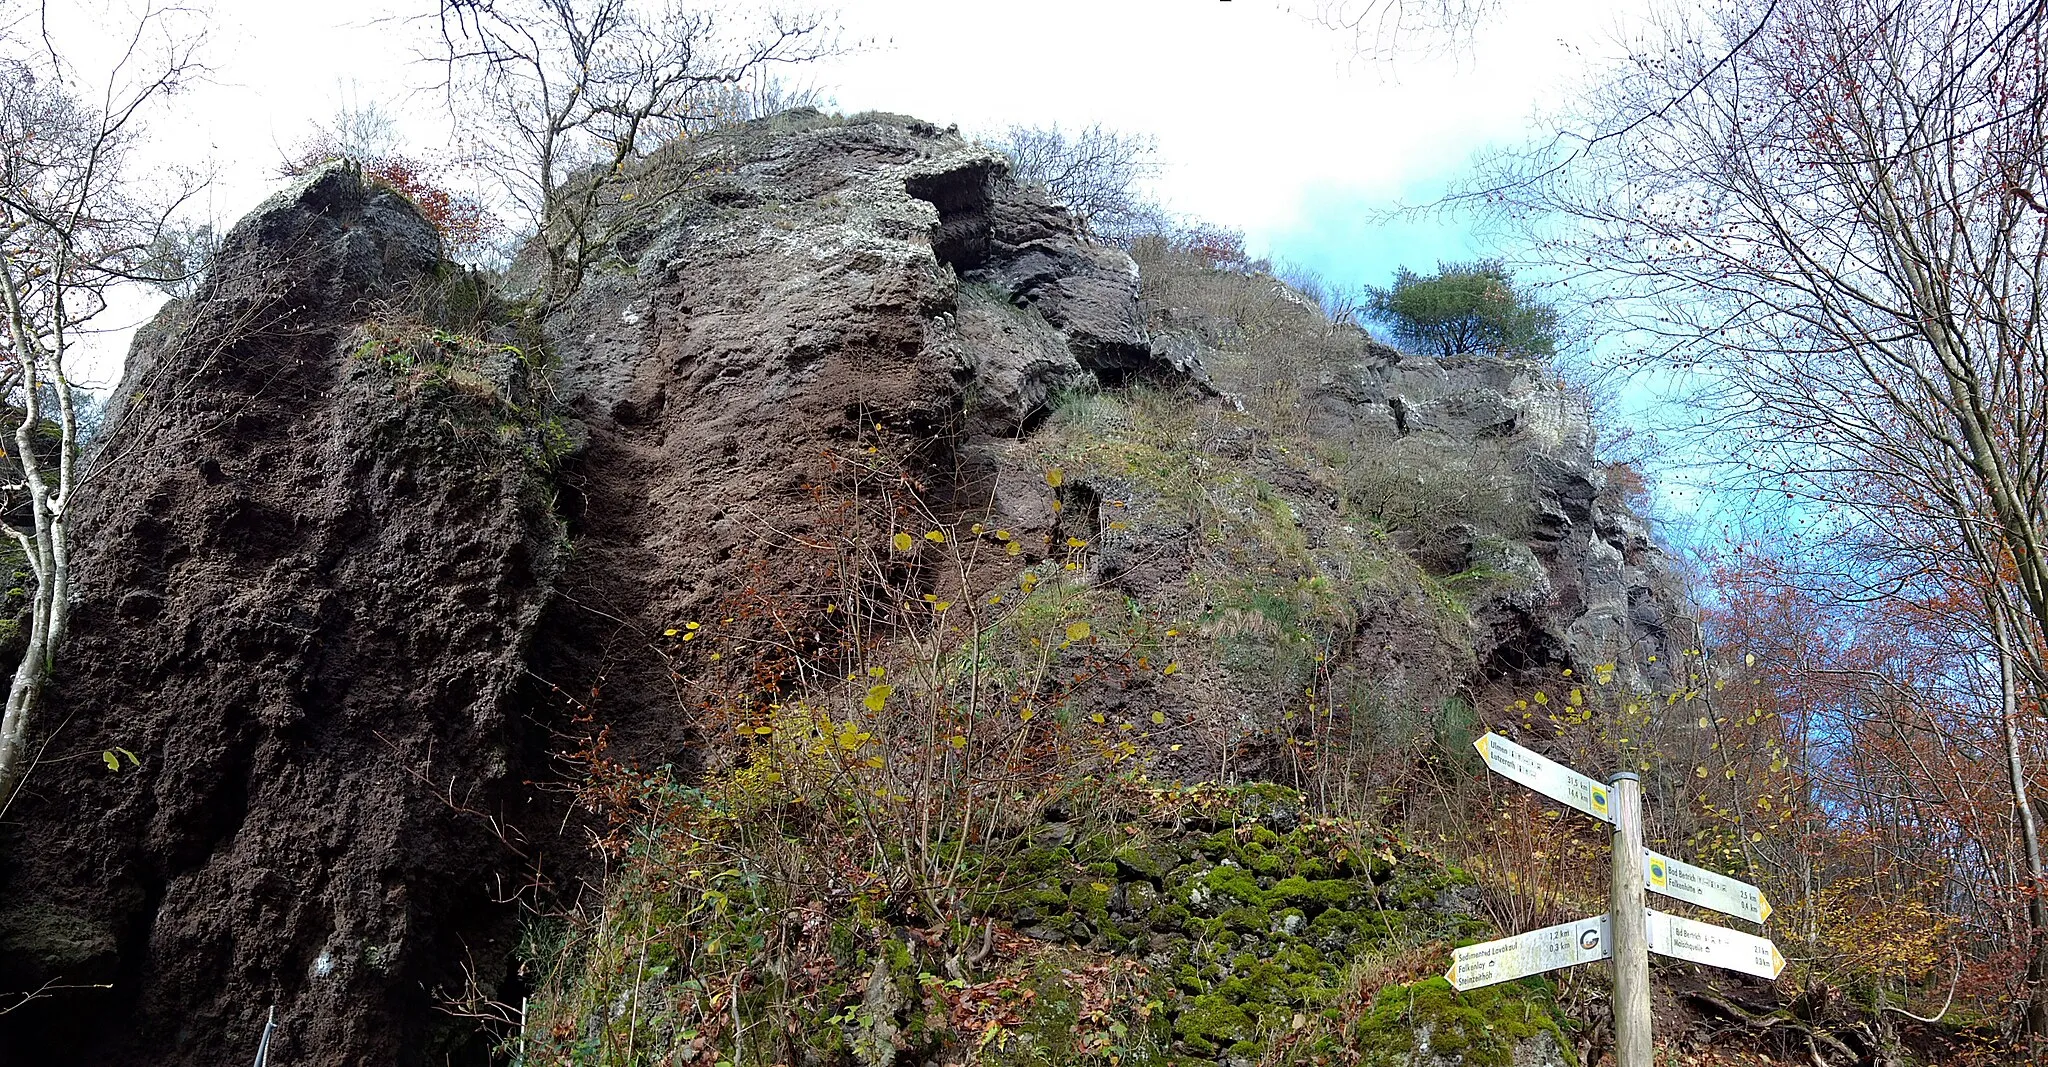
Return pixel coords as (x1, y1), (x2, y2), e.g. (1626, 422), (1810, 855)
(1444, 914), (1612, 992)
(1645, 850), (1773, 925)
(1646, 908), (1785, 980)
(1472, 732), (1612, 823)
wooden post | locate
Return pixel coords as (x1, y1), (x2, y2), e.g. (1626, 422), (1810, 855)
(1610, 771), (1652, 1067)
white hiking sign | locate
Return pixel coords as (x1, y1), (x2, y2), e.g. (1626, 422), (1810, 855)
(1471, 731), (1612, 823)
(1446, 914), (1611, 991)
(1646, 849), (1772, 925)
(1648, 908), (1787, 980)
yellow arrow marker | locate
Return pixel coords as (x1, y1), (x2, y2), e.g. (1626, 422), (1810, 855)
(1760, 892), (1774, 924)
(1770, 944), (1786, 979)
(1473, 734), (1490, 762)
(1443, 960), (1459, 987)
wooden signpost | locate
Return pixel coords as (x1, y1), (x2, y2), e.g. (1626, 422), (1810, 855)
(1453, 732), (1785, 1067)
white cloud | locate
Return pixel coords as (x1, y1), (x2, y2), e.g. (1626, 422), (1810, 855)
(40, 0), (1654, 385)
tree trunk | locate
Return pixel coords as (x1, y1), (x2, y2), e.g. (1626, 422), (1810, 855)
(1995, 601), (2048, 1045)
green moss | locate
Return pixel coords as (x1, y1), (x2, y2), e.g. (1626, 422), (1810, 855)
(1353, 977), (1574, 1067)
(1175, 993), (1254, 1053)
(1113, 843), (1173, 882)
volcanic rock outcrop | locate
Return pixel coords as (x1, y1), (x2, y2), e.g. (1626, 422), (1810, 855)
(0, 114), (1690, 1065)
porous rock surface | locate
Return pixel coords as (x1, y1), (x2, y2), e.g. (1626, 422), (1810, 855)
(0, 164), (563, 1065)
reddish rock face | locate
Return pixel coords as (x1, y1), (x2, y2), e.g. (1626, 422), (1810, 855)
(0, 162), (564, 1066)
(0, 119), (1182, 1066)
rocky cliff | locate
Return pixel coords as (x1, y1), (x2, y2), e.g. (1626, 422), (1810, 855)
(0, 114), (1691, 1065)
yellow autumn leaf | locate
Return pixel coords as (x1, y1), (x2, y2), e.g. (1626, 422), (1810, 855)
(1006, 541), (1022, 556)
(1151, 711), (1165, 724)
(892, 532), (913, 552)
(1162, 662), (1179, 675)
(1046, 468), (1064, 487)
(1066, 621), (1091, 642)
(1020, 708), (1035, 722)
(864, 684), (894, 712)
(924, 530), (945, 543)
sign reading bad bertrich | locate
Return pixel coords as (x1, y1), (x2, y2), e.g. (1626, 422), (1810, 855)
(1646, 849), (1772, 925)
(1646, 909), (1786, 980)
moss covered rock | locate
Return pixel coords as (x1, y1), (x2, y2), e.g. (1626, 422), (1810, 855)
(1354, 978), (1574, 1067)
(967, 783), (1512, 1064)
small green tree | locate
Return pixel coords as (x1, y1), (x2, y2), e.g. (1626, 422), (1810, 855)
(1365, 259), (1558, 359)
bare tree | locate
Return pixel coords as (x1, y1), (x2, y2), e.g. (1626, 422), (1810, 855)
(1297, 0), (1505, 62)
(1479, 0), (2048, 1036)
(988, 123), (1164, 242)
(0, 2), (205, 811)
(433, 0), (838, 303)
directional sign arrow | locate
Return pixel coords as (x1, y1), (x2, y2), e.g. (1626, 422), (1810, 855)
(1646, 908), (1785, 980)
(1445, 914), (1612, 991)
(1473, 732), (1613, 823)
(1645, 850), (1773, 925)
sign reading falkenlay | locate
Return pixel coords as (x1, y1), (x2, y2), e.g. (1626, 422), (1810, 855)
(1646, 908), (1786, 980)
(1444, 914), (1612, 991)
(1645, 850), (1773, 925)
(1472, 732), (1612, 823)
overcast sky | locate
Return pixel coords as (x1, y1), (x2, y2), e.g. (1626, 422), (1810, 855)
(36, 0), (1663, 379)
(143, 0), (1646, 236)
